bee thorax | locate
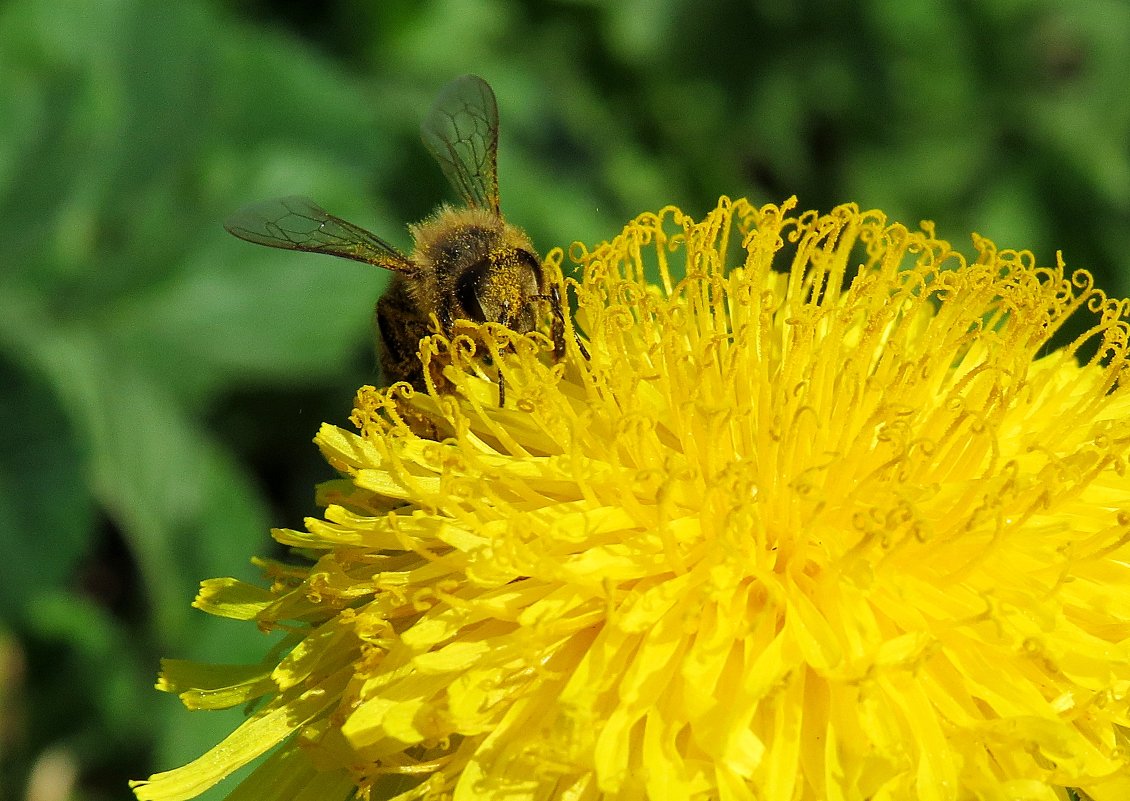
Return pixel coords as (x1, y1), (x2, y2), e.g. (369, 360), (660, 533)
(409, 206), (541, 331)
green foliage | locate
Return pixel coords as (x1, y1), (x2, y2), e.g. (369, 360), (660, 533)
(1, 0), (1127, 797)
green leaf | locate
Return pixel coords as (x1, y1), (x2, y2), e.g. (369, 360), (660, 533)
(0, 358), (93, 624)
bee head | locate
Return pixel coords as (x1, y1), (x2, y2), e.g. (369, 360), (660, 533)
(455, 248), (542, 332)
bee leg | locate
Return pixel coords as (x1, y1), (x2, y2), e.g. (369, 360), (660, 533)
(495, 301), (511, 408)
(550, 285), (566, 360)
(549, 283), (589, 361)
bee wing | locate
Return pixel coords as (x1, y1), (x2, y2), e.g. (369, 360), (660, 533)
(224, 195), (416, 273)
(420, 74), (501, 215)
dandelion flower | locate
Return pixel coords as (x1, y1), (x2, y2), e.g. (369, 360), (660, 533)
(133, 198), (1130, 801)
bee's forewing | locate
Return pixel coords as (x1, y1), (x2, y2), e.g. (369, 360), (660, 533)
(224, 195), (415, 273)
(420, 75), (501, 215)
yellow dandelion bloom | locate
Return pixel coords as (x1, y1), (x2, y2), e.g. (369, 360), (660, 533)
(133, 198), (1130, 801)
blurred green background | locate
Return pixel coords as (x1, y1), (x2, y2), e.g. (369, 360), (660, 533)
(2, 0), (1128, 798)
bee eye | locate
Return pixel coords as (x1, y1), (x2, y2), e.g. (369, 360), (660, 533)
(455, 259), (490, 323)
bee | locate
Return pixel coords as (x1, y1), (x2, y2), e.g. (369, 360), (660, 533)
(224, 74), (575, 404)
